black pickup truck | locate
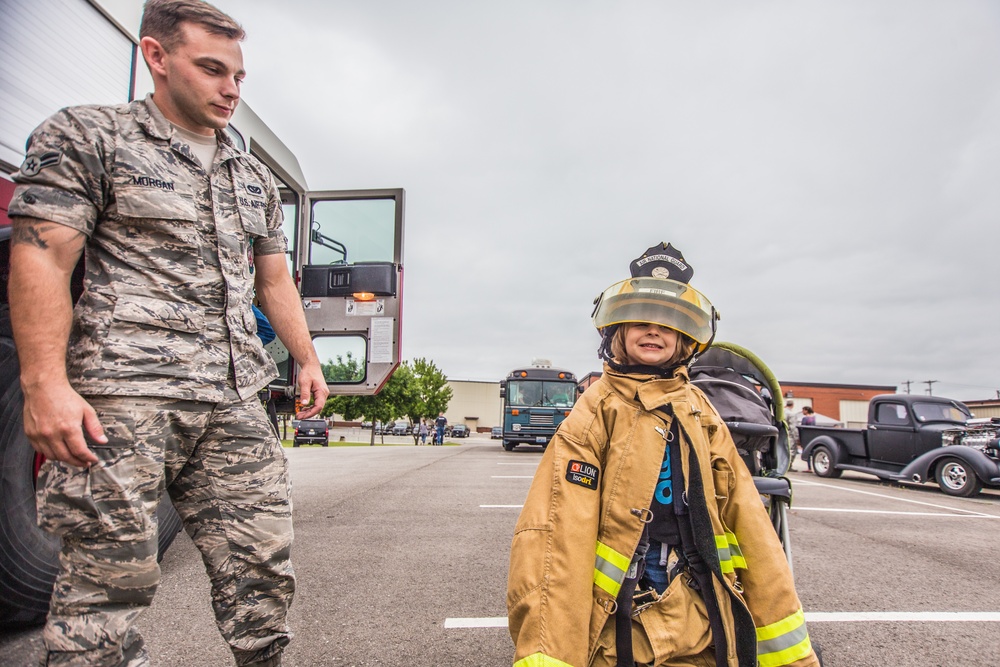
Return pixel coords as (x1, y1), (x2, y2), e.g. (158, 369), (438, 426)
(800, 394), (1000, 497)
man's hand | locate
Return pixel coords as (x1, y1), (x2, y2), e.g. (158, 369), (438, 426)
(22, 382), (104, 467)
(295, 362), (329, 420)
(254, 254), (331, 421)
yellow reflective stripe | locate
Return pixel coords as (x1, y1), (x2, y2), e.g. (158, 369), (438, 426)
(594, 541), (630, 597)
(715, 532), (747, 573)
(715, 534), (734, 573)
(514, 653), (575, 667)
(726, 531), (747, 569)
(756, 609), (813, 667)
(594, 569), (621, 597)
(596, 541), (631, 571)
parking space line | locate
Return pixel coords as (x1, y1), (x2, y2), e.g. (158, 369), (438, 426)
(445, 617), (508, 628)
(807, 612), (1000, 622)
(792, 478), (999, 517)
(444, 612), (1000, 629)
(793, 507), (1000, 518)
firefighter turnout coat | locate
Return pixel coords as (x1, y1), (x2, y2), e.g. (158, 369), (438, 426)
(507, 365), (818, 667)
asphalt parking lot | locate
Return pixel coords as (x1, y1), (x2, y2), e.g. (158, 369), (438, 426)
(2, 438), (999, 666)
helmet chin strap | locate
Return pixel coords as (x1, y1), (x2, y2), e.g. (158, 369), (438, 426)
(606, 359), (680, 378)
(597, 324), (620, 364)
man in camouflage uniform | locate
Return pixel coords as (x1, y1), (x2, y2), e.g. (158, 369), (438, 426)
(7, 1), (329, 665)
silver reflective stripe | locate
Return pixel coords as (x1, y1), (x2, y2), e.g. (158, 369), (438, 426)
(595, 554), (625, 583)
(757, 623), (809, 656)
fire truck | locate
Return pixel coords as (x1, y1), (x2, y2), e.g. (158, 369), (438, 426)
(0, 0), (404, 626)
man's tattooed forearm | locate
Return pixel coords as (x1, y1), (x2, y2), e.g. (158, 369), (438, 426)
(11, 222), (53, 249)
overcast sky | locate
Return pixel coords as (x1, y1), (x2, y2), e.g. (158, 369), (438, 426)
(214, 0), (999, 400)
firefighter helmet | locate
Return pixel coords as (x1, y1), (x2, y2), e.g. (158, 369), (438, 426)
(592, 276), (718, 354)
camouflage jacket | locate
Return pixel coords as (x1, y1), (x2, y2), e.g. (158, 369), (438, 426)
(10, 96), (286, 402)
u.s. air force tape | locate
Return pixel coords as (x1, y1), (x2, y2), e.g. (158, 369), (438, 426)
(565, 460), (599, 490)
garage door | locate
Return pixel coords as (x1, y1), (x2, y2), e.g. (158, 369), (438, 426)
(0, 0), (135, 169)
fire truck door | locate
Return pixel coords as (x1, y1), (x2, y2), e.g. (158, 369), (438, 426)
(295, 188), (405, 396)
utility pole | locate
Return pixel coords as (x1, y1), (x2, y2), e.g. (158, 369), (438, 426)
(923, 380), (938, 396)
(901, 380), (913, 394)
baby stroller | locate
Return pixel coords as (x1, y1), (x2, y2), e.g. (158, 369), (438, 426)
(689, 342), (795, 571)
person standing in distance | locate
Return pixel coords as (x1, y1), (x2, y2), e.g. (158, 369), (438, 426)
(785, 399), (800, 469)
(7, 1), (329, 665)
(435, 412), (448, 445)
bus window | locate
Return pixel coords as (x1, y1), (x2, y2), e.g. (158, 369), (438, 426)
(508, 380), (575, 408)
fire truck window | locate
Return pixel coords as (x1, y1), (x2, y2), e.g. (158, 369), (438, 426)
(309, 198), (395, 266)
(315, 335), (367, 384)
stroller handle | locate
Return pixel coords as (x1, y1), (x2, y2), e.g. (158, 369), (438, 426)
(725, 422), (779, 437)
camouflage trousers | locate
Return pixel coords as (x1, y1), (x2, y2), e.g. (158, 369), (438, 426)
(35, 389), (295, 667)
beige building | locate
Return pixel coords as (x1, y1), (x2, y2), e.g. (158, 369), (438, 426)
(445, 379), (503, 432)
(966, 399), (1000, 419)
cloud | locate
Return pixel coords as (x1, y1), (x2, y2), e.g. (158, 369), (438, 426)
(220, 0), (1000, 399)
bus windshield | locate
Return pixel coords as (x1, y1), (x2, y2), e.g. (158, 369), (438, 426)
(508, 380), (576, 408)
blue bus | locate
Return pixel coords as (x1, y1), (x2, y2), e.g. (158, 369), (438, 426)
(499, 361), (579, 451)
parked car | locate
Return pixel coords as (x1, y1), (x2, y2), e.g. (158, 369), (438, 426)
(293, 419), (329, 447)
(391, 420), (411, 436)
(800, 394), (1000, 497)
(491, 426), (502, 439)
(451, 424), (470, 438)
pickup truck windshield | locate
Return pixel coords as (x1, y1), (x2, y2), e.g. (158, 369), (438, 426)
(913, 402), (970, 423)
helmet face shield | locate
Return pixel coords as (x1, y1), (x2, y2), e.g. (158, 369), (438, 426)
(593, 277), (717, 348)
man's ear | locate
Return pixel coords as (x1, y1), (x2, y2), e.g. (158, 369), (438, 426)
(140, 36), (168, 76)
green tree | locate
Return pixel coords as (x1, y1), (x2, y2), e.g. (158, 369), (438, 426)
(404, 357), (453, 444)
(325, 362), (416, 445)
(321, 351), (363, 383)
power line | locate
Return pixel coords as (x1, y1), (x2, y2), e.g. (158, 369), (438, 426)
(923, 380), (938, 396)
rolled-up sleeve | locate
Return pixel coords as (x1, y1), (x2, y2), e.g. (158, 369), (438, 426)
(252, 169), (287, 256)
(10, 106), (110, 235)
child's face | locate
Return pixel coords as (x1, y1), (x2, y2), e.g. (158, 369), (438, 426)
(624, 323), (679, 366)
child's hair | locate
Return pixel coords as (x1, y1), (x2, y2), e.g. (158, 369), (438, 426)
(609, 323), (697, 368)
(802, 406), (814, 415)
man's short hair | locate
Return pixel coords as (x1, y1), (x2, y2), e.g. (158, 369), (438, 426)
(140, 0), (245, 52)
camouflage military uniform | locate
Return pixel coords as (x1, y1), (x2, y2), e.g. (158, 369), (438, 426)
(11, 96), (295, 667)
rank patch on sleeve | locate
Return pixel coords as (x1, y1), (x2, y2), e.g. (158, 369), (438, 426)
(20, 151), (62, 177)
(566, 460), (600, 490)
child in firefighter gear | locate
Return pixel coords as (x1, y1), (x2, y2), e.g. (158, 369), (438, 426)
(507, 243), (818, 667)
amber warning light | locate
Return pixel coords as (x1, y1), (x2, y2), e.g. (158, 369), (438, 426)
(352, 292), (376, 302)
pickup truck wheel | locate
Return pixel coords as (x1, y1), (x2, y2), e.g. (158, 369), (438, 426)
(811, 446), (842, 478)
(935, 457), (982, 497)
